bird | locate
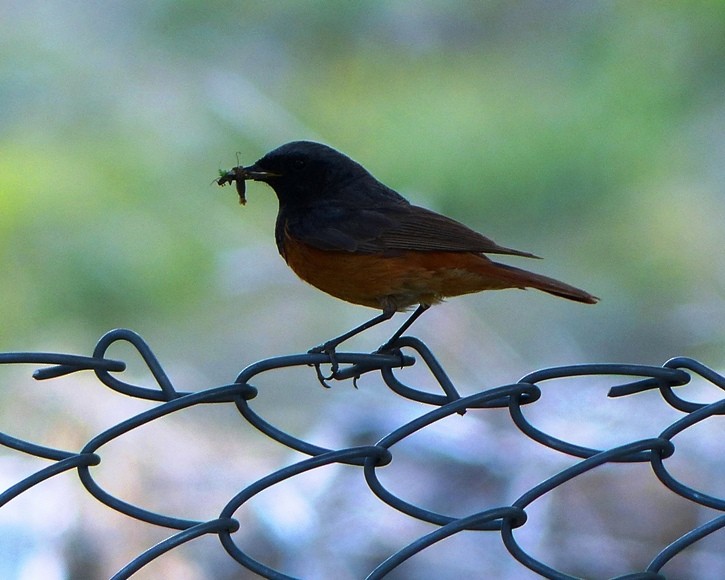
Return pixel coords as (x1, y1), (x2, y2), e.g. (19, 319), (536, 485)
(217, 141), (598, 361)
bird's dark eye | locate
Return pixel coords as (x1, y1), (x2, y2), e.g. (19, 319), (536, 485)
(293, 158), (306, 169)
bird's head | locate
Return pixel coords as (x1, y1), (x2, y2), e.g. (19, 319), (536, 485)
(219, 141), (369, 207)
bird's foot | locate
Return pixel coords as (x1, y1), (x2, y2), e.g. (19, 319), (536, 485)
(375, 335), (401, 355)
(373, 342), (406, 369)
(308, 341), (341, 388)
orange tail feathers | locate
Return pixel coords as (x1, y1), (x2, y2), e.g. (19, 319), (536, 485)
(491, 261), (598, 304)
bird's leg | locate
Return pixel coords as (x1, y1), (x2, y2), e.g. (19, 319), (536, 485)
(310, 308), (397, 355)
(377, 304), (430, 353)
(309, 308), (397, 379)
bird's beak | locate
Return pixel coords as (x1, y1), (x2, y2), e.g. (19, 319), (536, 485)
(240, 164), (280, 181)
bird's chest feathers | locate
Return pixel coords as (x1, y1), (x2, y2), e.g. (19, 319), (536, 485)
(274, 214), (495, 310)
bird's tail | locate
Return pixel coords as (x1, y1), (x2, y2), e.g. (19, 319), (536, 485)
(492, 262), (599, 304)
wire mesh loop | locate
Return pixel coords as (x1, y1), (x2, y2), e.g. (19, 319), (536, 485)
(1, 329), (722, 578)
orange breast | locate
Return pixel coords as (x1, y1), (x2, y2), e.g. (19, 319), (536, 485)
(281, 236), (521, 311)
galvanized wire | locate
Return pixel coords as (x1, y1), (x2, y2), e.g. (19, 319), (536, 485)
(1, 328), (723, 579)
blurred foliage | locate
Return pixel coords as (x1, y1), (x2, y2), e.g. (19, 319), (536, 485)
(1, 1), (724, 364)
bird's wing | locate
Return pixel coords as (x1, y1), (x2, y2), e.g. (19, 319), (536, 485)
(286, 203), (539, 258)
(369, 205), (538, 257)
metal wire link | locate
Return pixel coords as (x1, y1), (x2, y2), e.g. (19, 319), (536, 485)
(1, 328), (723, 578)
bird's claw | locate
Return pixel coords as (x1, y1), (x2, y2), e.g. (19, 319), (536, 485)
(313, 364), (334, 388)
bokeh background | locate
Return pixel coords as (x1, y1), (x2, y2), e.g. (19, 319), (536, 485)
(1, 2), (723, 579)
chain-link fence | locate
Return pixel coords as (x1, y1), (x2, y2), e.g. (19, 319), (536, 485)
(1, 328), (723, 579)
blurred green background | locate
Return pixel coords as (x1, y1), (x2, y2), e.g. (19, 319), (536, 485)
(0, 1), (725, 372)
(1, 1), (724, 578)
(2, 0), (723, 369)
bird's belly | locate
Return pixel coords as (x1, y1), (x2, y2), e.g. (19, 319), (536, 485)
(281, 239), (513, 311)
